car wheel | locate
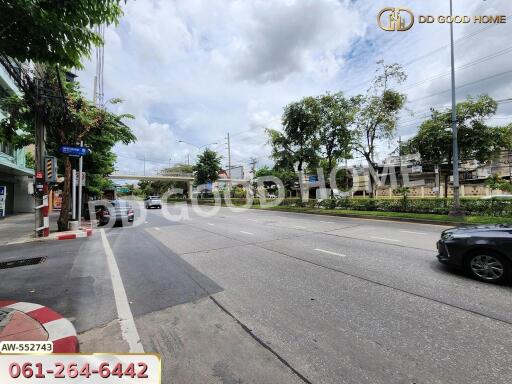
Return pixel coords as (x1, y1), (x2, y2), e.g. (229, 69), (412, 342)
(465, 250), (510, 284)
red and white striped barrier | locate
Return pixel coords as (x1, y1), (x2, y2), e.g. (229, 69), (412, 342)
(56, 228), (93, 241)
(0, 301), (79, 353)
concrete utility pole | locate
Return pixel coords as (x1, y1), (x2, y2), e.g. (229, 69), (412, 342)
(77, 140), (84, 227)
(449, 0), (462, 215)
(227, 133), (231, 178)
(34, 66), (48, 237)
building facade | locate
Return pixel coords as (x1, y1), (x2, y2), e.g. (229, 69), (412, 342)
(0, 65), (34, 216)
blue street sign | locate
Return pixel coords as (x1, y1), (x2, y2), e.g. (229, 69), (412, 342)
(59, 146), (91, 157)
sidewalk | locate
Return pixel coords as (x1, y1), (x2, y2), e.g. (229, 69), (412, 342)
(0, 212), (92, 245)
(0, 214), (39, 246)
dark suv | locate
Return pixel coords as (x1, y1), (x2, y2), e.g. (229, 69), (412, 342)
(437, 224), (512, 284)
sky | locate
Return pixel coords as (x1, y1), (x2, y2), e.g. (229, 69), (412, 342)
(78, 0), (512, 175)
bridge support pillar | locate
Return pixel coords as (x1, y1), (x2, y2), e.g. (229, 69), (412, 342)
(187, 181), (193, 199)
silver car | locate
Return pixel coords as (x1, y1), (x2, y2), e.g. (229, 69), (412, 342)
(145, 196), (162, 209)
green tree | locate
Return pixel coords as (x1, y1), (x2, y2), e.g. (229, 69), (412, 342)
(352, 62), (407, 197)
(485, 174), (512, 195)
(318, 92), (356, 173)
(268, 96), (321, 172)
(193, 149), (222, 186)
(0, 72), (136, 230)
(409, 95), (505, 197)
(0, 1), (123, 69)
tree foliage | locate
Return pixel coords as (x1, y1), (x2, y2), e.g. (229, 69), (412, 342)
(0, 70), (136, 229)
(318, 92), (356, 172)
(193, 148), (222, 185)
(408, 95), (506, 196)
(0, 0), (124, 68)
(352, 62), (407, 196)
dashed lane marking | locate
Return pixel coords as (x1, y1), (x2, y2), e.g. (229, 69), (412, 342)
(314, 248), (346, 257)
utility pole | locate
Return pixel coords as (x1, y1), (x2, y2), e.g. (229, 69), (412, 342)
(227, 133), (231, 178)
(77, 140), (84, 227)
(398, 136), (403, 187)
(143, 154), (146, 176)
(34, 67), (48, 237)
(449, 0), (462, 215)
(248, 157), (258, 197)
(187, 153), (190, 166)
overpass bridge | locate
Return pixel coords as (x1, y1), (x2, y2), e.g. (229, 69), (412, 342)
(108, 172), (249, 196)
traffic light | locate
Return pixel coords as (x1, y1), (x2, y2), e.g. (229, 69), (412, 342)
(45, 156), (57, 184)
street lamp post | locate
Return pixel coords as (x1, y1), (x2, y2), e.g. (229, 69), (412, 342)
(449, 0), (462, 216)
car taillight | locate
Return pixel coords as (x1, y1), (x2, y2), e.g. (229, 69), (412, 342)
(103, 209), (110, 217)
(128, 209), (134, 214)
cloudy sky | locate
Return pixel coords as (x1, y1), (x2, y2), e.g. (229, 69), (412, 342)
(78, 0), (512, 174)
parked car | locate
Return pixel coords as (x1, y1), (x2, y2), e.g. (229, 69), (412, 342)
(98, 200), (134, 226)
(144, 196), (162, 209)
(437, 224), (512, 284)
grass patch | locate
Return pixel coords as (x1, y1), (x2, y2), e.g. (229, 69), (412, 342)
(254, 205), (512, 225)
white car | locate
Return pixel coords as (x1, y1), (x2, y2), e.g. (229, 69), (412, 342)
(145, 196), (162, 209)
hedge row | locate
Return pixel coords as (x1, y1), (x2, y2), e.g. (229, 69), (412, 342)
(194, 197), (512, 217)
(313, 198), (512, 217)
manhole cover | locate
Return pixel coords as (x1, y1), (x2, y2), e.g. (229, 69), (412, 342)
(0, 256), (47, 270)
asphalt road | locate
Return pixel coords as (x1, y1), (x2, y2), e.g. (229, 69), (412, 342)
(1, 203), (511, 384)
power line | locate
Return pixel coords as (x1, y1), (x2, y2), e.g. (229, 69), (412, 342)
(407, 70), (512, 104)
(343, 16), (511, 94)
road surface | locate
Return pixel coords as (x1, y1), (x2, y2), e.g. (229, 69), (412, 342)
(1, 203), (511, 384)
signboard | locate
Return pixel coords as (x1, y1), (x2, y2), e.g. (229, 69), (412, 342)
(53, 190), (63, 209)
(59, 145), (91, 157)
(35, 170), (44, 179)
(411, 165), (423, 174)
(0, 185), (6, 217)
(75, 172), (86, 185)
(309, 175), (318, 182)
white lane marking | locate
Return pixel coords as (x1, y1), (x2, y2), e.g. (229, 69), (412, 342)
(240, 231), (254, 235)
(318, 220), (334, 224)
(100, 229), (144, 353)
(400, 230), (427, 235)
(371, 236), (402, 242)
(144, 221), (148, 224)
(154, 227), (161, 231)
(294, 225), (307, 229)
(314, 248), (346, 257)
(207, 223), (214, 226)
(247, 219), (258, 222)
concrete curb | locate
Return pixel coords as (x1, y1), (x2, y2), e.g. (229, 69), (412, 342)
(0, 301), (79, 353)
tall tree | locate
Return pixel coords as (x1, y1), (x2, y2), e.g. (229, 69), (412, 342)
(0, 1), (123, 68)
(318, 92), (356, 173)
(193, 149), (222, 186)
(0, 72), (136, 230)
(409, 95), (505, 196)
(352, 62), (407, 197)
(268, 96), (321, 172)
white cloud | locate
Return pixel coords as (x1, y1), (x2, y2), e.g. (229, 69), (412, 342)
(78, 0), (512, 173)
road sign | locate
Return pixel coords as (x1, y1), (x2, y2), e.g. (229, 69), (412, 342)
(59, 145), (91, 157)
(45, 156), (57, 183)
(75, 172), (86, 185)
(36, 171), (44, 179)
